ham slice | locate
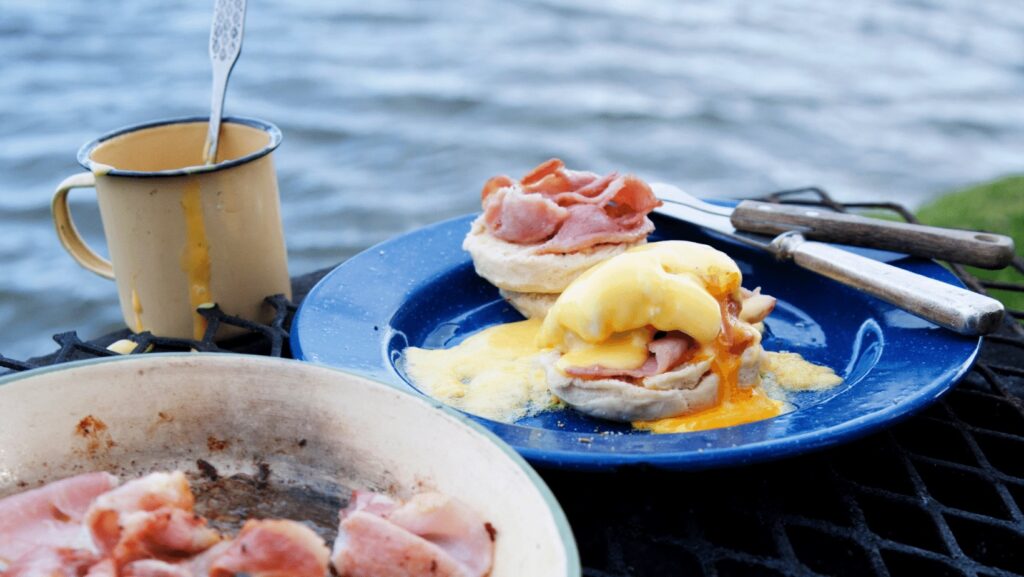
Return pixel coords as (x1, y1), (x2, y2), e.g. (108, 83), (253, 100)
(1, 547), (98, 577)
(534, 205), (654, 255)
(647, 333), (696, 374)
(120, 541), (232, 577)
(563, 332), (695, 379)
(84, 559), (117, 577)
(331, 491), (494, 577)
(84, 472), (220, 567)
(520, 158), (598, 194)
(0, 472), (118, 563)
(483, 187), (568, 244)
(113, 507), (221, 565)
(479, 159), (661, 252)
(740, 287), (776, 324)
(120, 560), (192, 577)
(208, 520), (329, 577)
(3, 473), (492, 577)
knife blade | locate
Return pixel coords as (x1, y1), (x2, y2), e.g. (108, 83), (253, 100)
(651, 183), (1005, 336)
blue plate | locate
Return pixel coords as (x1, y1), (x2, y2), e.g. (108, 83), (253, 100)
(292, 208), (981, 470)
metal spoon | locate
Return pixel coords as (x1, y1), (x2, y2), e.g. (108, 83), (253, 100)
(204, 0), (247, 165)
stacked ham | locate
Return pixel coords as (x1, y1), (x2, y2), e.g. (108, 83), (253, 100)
(0, 472), (494, 577)
(465, 159), (664, 320)
(480, 158), (662, 254)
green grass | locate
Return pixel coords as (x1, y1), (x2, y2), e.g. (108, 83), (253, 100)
(916, 176), (1024, 311)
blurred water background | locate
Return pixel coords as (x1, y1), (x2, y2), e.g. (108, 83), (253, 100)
(1, 0), (1022, 358)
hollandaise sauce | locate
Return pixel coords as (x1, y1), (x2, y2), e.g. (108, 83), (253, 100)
(402, 319), (560, 422)
(180, 179), (213, 340)
(762, 351), (843, 391)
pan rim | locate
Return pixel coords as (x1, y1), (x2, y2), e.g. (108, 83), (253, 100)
(0, 352), (581, 577)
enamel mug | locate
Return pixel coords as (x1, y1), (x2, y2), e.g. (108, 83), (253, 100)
(51, 116), (291, 340)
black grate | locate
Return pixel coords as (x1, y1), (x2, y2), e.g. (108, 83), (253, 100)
(0, 295), (295, 374)
(1, 189), (1022, 576)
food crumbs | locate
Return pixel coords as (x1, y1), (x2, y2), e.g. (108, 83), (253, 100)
(75, 415), (115, 454)
(206, 436), (230, 452)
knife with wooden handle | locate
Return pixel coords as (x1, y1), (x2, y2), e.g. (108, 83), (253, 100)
(651, 183), (1006, 336)
(730, 200), (1015, 269)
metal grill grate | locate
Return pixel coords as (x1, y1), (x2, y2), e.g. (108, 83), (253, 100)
(0, 295), (295, 373)
(1, 190), (1022, 576)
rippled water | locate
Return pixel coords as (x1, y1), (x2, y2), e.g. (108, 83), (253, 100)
(1, 0), (1022, 358)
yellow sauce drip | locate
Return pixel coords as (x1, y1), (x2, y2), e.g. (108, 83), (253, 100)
(635, 387), (784, 434)
(130, 286), (144, 332)
(634, 298), (786, 433)
(555, 327), (654, 372)
(763, 351), (843, 391)
(403, 319), (559, 422)
(180, 179), (213, 340)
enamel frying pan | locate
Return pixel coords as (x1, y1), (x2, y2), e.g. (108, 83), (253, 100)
(0, 354), (579, 576)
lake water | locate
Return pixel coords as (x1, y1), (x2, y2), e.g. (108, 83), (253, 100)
(1, 0), (1022, 358)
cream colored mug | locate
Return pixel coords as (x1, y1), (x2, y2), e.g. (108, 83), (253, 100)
(52, 116), (291, 340)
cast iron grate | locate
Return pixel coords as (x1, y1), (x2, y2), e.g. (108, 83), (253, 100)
(0, 295), (295, 373)
(1, 188), (1022, 576)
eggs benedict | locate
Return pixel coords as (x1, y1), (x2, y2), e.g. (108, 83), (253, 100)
(463, 158), (662, 319)
(537, 241), (776, 422)
(404, 238), (840, 433)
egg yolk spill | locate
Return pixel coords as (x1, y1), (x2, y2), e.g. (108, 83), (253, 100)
(634, 290), (785, 433)
(402, 319), (560, 422)
(180, 179), (213, 340)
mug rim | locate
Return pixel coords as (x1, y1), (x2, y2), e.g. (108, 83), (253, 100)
(77, 116), (282, 178)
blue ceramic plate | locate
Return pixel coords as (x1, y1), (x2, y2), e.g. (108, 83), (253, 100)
(292, 207), (981, 470)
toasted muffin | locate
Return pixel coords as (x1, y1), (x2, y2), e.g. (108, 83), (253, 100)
(465, 159), (661, 318)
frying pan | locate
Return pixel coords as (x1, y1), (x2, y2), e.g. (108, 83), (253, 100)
(0, 354), (579, 576)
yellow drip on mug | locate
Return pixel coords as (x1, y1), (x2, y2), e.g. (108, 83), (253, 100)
(51, 116), (290, 340)
(180, 178), (214, 340)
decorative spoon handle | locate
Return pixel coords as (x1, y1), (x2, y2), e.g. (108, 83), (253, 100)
(204, 0), (247, 165)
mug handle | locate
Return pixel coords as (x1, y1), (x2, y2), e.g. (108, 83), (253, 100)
(51, 172), (115, 280)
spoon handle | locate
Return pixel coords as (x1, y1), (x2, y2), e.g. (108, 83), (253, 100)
(204, 0), (247, 165)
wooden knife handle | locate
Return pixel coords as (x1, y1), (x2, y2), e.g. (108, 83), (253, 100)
(773, 234), (1005, 335)
(732, 200), (1016, 269)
